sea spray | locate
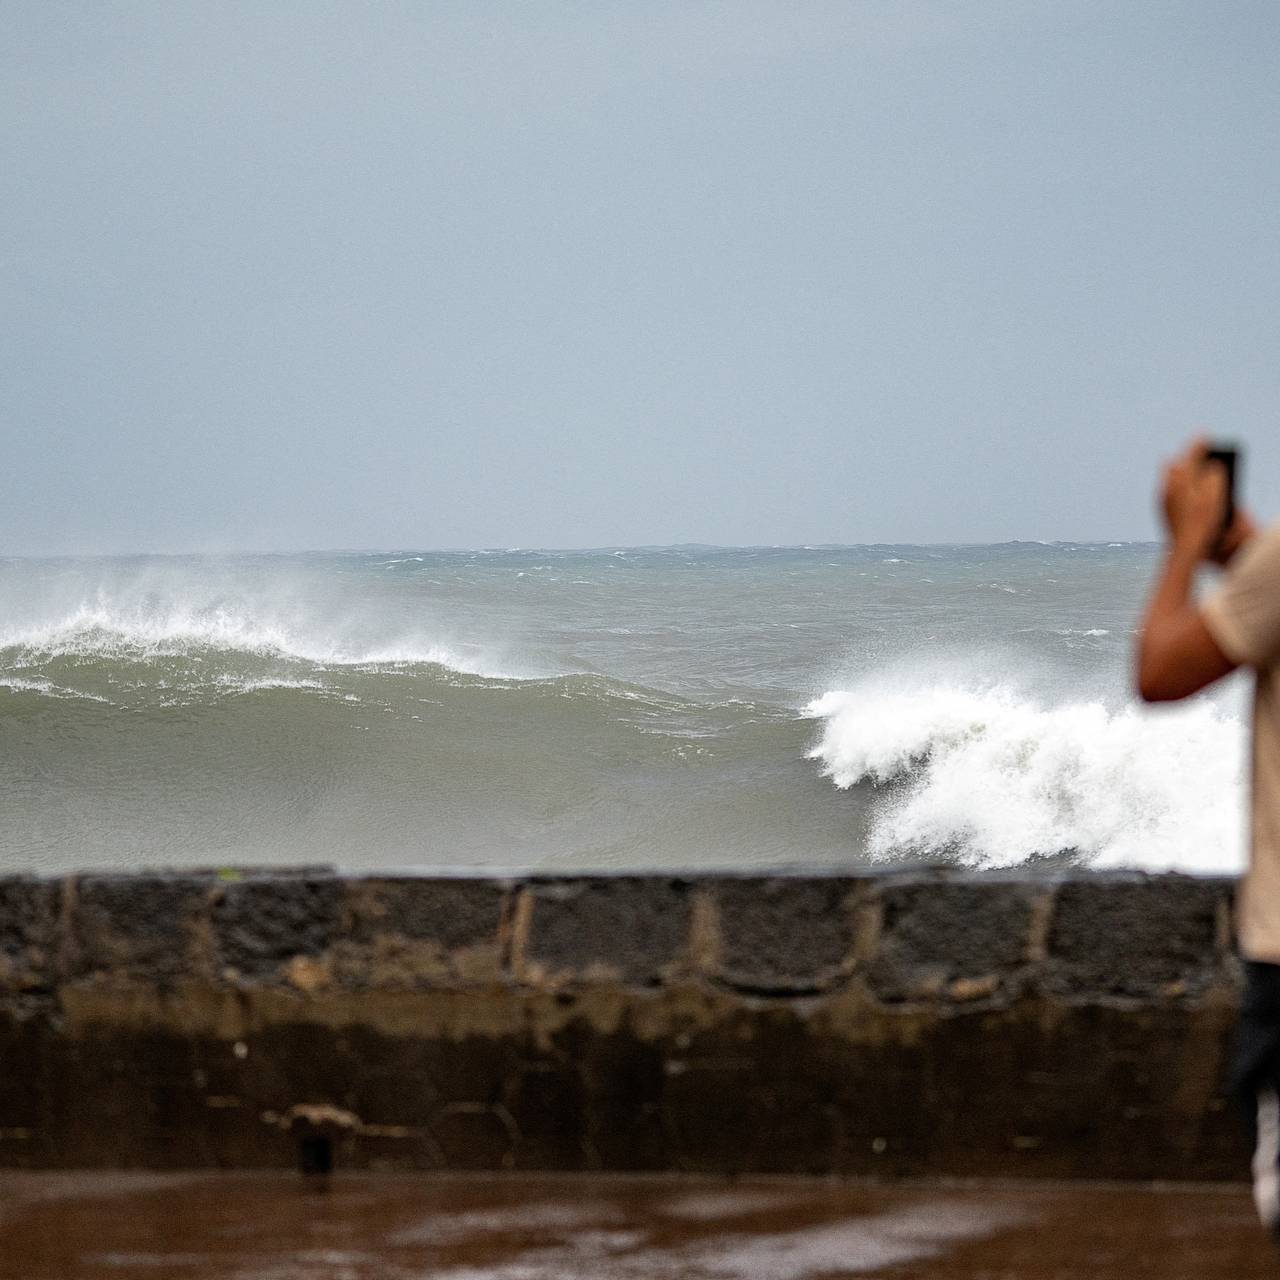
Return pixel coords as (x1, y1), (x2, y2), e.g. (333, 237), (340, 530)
(0, 603), (520, 678)
(805, 682), (1246, 874)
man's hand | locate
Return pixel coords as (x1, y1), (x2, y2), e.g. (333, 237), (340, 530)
(1137, 435), (1246, 703)
(1210, 510), (1258, 567)
(1160, 437), (1228, 559)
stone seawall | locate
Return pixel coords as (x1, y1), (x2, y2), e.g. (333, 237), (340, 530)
(0, 870), (1246, 1179)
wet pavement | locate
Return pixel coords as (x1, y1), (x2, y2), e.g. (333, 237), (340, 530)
(0, 1172), (1274, 1278)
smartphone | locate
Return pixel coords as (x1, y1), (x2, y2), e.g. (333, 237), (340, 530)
(1206, 444), (1239, 532)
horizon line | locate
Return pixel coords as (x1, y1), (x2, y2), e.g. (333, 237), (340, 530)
(2, 539), (1163, 560)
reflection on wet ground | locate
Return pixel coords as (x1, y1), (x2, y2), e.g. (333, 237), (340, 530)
(0, 1172), (1274, 1279)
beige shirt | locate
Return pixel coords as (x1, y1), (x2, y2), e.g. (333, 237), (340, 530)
(1203, 521), (1280, 962)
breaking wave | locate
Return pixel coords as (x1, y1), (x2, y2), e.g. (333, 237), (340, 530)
(0, 605), (524, 680)
(805, 680), (1247, 874)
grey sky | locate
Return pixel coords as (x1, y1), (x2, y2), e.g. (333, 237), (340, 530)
(3, 1), (1277, 553)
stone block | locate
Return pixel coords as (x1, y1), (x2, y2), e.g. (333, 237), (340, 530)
(519, 878), (692, 986)
(1045, 875), (1228, 999)
(867, 877), (1041, 1002)
(710, 876), (860, 993)
(0, 879), (60, 994)
(337, 878), (508, 987)
(347, 878), (507, 948)
(70, 875), (212, 984)
(212, 877), (342, 982)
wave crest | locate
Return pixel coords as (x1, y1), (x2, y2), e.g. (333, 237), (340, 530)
(805, 682), (1246, 873)
(0, 605), (517, 679)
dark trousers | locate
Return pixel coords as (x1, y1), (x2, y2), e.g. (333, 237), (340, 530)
(1234, 961), (1280, 1234)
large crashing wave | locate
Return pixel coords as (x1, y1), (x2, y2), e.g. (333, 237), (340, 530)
(805, 681), (1246, 874)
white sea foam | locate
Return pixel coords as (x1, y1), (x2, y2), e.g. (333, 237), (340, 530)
(0, 674), (113, 704)
(211, 674), (328, 694)
(805, 679), (1247, 874)
(0, 674), (55, 694)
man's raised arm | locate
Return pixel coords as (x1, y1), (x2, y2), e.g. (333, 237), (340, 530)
(1136, 439), (1252, 703)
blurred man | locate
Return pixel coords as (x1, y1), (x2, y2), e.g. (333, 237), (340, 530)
(1136, 437), (1280, 1233)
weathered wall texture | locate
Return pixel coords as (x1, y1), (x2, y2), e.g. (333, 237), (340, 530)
(0, 870), (1246, 1178)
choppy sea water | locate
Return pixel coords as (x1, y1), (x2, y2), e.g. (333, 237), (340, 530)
(0, 545), (1247, 876)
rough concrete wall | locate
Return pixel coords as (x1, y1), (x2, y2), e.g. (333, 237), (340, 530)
(0, 870), (1245, 1179)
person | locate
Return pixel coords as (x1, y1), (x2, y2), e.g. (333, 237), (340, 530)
(1136, 436), (1280, 1234)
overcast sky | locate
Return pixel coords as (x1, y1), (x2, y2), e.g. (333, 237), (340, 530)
(3, 1), (1278, 553)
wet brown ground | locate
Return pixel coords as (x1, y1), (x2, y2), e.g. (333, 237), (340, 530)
(0, 1172), (1274, 1279)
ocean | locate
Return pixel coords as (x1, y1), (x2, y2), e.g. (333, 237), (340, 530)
(0, 545), (1247, 877)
